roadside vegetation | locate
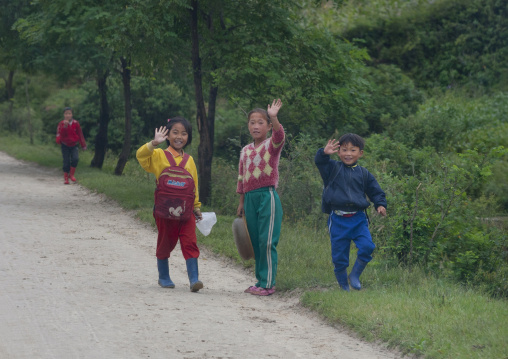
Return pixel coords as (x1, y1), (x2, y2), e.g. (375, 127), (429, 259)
(1, 0), (507, 357)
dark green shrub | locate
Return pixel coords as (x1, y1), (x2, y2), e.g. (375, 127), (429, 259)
(277, 134), (326, 228)
(210, 157), (239, 216)
(373, 145), (508, 296)
(362, 64), (425, 133)
(387, 92), (508, 153)
(343, 0), (508, 92)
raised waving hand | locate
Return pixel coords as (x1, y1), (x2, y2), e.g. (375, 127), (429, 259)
(267, 98), (282, 119)
(324, 139), (340, 155)
(152, 126), (169, 146)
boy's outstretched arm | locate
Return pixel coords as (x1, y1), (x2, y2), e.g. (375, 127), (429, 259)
(267, 98), (282, 132)
(314, 140), (340, 184)
(314, 147), (336, 186)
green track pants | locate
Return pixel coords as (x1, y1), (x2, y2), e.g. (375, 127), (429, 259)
(244, 186), (283, 289)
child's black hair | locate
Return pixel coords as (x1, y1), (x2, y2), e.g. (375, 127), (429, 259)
(63, 107), (72, 113)
(338, 133), (365, 150)
(165, 116), (192, 148)
(247, 108), (271, 124)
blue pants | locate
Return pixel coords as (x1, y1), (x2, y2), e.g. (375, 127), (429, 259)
(327, 211), (375, 273)
(61, 144), (79, 173)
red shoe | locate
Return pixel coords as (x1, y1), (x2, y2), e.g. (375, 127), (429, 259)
(64, 173), (70, 184)
(69, 167), (77, 182)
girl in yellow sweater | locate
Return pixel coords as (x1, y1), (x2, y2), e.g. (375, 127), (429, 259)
(136, 117), (203, 292)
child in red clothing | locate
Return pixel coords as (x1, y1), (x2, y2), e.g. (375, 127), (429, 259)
(55, 107), (87, 184)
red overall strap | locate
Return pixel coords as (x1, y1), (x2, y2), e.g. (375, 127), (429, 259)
(163, 150), (190, 168)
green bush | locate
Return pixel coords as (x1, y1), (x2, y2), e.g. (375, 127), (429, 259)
(375, 146), (508, 296)
(384, 92), (508, 208)
(362, 64), (425, 133)
(0, 73), (57, 137)
(342, 0), (508, 92)
(277, 134), (326, 228)
(387, 92), (508, 152)
(210, 157), (239, 216)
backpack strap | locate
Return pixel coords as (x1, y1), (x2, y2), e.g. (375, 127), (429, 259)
(180, 153), (190, 168)
(163, 150), (190, 168)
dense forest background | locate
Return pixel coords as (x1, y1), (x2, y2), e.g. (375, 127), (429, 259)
(1, 0), (507, 296)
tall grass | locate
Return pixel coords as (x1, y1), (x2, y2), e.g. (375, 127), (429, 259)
(302, 273), (508, 358)
(1, 135), (506, 359)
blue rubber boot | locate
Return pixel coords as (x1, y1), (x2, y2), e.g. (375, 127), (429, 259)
(334, 269), (350, 291)
(157, 258), (175, 288)
(348, 258), (368, 290)
(186, 258), (203, 292)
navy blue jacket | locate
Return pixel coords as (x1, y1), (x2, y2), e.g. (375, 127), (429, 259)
(315, 148), (387, 213)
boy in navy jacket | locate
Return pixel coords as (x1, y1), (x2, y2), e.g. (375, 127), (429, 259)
(315, 133), (387, 291)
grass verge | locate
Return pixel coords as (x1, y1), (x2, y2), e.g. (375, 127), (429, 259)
(1, 134), (506, 359)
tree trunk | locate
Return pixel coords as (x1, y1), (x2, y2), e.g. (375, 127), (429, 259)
(203, 84), (218, 202)
(190, 0), (215, 205)
(24, 77), (33, 145)
(114, 56), (132, 176)
(6, 70), (14, 100)
(91, 69), (110, 169)
(5, 70), (15, 131)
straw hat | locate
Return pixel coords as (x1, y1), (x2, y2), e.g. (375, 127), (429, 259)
(232, 216), (254, 260)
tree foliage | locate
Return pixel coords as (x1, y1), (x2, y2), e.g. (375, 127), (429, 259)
(177, 0), (372, 203)
(342, 0), (508, 92)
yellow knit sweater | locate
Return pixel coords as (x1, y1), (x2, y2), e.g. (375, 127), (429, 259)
(136, 142), (201, 209)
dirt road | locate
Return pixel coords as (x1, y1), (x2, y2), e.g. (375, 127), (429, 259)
(0, 151), (406, 359)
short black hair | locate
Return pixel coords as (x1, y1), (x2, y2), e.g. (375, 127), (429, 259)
(63, 107), (72, 113)
(247, 108), (270, 123)
(165, 116), (192, 148)
(338, 133), (365, 150)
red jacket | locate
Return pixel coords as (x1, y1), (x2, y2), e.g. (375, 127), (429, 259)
(56, 119), (87, 148)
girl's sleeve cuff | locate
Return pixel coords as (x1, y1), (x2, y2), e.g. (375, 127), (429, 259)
(147, 141), (156, 151)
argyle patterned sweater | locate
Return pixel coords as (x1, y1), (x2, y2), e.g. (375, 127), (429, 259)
(236, 125), (285, 194)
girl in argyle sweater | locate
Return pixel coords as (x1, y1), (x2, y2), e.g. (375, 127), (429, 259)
(236, 99), (285, 296)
